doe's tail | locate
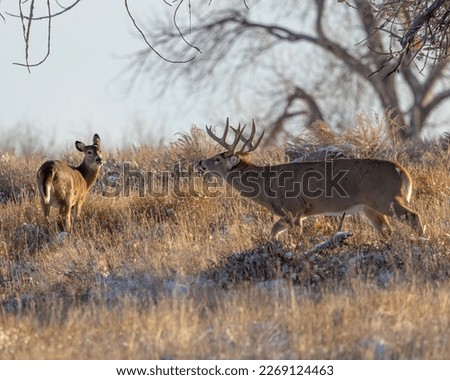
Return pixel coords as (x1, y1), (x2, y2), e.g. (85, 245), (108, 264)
(37, 163), (55, 204)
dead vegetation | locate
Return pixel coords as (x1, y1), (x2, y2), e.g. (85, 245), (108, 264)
(0, 117), (449, 359)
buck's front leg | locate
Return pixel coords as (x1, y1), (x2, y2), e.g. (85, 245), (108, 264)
(270, 205), (305, 238)
(270, 217), (291, 239)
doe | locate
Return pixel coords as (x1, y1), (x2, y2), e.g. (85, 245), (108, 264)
(36, 134), (103, 231)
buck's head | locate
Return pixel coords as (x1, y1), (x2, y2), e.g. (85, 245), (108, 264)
(198, 118), (264, 178)
(75, 134), (103, 169)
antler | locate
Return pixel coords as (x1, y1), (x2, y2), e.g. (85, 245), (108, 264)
(206, 118), (264, 155)
(206, 117), (244, 155)
(232, 120), (265, 155)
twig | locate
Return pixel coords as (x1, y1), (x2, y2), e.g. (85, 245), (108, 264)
(173, 0), (202, 53)
(21, 0), (34, 72)
(304, 231), (353, 255)
(304, 213), (352, 254)
(337, 212), (346, 231)
(124, 0), (196, 64)
(14, 0), (52, 70)
(6, 0), (81, 20)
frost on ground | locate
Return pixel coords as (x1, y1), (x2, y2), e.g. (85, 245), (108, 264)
(202, 240), (436, 291)
(1, 237), (436, 314)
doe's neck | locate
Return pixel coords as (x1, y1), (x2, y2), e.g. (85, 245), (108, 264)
(76, 161), (102, 190)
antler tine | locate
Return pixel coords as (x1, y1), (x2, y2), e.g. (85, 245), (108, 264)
(206, 117), (244, 155)
(236, 119), (264, 155)
(230, 122), (248, 148)
(229, 122), (246, 153)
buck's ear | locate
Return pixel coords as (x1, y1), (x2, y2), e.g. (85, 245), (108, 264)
(75, 141), (86, 152)
(93, 134), (101, 146)
(226, 155), (240, 170)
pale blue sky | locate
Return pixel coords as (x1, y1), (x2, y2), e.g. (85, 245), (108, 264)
(1, 1), (448, 155)
(0, 0), (216, 153)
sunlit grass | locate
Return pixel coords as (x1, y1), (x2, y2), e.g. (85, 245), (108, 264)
(0, 121), (449, 359)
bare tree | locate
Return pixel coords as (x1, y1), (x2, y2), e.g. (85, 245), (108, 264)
(125, 0), (450, 140)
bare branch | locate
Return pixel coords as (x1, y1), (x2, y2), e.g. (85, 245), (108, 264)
(423, 88), (450, 119)
(367, 0), (450, 76)
(266, 85), (325, 142)
(6, 0), (81, 20)
(124, 0), (196, 64)
(14, 0), (52, 70)
(19, 0), (35, 72)
(173, 0), (202, 54)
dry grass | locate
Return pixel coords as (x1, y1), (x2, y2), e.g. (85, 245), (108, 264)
(0, 122), (449, 359)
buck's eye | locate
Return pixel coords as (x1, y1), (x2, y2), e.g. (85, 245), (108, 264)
(87, 151), (92, 155)
(215, 157), (221, 162)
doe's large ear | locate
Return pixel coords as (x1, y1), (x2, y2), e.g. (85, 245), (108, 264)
(93, 133), (101, 146)
(226, 155), (240, 170)
(75, 141), (86, 152)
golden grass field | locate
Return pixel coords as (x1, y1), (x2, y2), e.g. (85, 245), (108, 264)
(0, 122), (449, 359)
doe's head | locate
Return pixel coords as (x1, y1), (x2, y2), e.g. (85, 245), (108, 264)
(75, 133), (103, 169)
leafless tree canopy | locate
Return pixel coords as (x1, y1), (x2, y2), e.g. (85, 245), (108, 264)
(368, 0), (450, 75)
(123, 0), (449, 140)
(5, 1), (448, 72)
(2, 0), (449, 140)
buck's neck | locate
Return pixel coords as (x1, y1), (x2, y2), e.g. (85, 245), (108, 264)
(224, 158), (271, 203)
(231, 158), (262, 174)
(76, 161), (102, 190)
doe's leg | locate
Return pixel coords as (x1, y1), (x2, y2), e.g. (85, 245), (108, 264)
(40, 199), (51, 220)
(58, 202), (72, 232)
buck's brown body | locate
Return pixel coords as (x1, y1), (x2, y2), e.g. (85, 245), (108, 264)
(198, 119), (423, 238)
(36, 134), (103, 232)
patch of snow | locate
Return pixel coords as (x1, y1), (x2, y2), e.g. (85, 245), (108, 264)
(57, 232), (69, 242)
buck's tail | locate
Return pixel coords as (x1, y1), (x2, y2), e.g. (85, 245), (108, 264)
(399, 165), (413, 203)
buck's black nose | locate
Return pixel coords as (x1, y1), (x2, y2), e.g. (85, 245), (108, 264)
(196, 160), (206, 172)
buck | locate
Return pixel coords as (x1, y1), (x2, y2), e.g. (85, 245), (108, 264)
(198, 119), (424, 238)
(36, 134), (103, 232)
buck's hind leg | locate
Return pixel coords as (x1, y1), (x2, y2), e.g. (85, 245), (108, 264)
(391, 197), (424, 236)
(363, 207), (392, 237)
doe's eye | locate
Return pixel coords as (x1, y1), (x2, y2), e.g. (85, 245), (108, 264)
(215, 157), (221, 162)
